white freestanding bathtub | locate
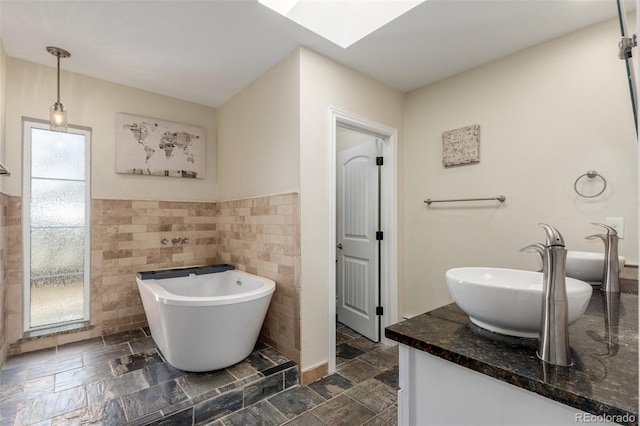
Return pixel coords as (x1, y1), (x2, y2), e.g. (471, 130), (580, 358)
(136, 265), (275, 372)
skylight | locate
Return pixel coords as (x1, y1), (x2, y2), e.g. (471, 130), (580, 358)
(259, 0), (426, 49)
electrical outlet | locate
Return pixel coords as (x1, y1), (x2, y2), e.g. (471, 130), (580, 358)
(606, 217), (624, 239)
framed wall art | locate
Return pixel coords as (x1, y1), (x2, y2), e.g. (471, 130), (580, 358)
(442, 124), (480, 167)
(116, 113), (205, 178)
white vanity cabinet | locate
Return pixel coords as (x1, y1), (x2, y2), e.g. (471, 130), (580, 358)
(386, 293), (638, 426)
(397, 344), (617, 426)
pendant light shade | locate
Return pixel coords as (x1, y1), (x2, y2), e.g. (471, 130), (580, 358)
(47, 46), (70, 132)
(50, 102), (67, 130)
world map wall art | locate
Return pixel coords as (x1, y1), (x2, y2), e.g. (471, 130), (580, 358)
(115, 113), (205, 179)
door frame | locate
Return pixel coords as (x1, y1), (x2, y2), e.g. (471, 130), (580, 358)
(327, 107), (398, 374)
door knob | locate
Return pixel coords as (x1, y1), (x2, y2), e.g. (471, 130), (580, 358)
(337, 243), (343, 249)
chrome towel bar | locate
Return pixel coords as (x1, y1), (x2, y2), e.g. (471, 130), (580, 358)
(0, 162), (10, 176)
(424, 195), (506, 205)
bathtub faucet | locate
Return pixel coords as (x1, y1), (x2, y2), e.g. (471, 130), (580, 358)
(171, 237), (190, 244)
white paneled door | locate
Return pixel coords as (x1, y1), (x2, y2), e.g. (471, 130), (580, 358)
(337, 139), (380, 342)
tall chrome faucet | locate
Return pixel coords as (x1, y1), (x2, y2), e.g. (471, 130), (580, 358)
(585, 223), (620, 293)
(521, 223), (572, 367)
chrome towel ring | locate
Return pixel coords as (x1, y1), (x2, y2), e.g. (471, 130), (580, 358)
(574, 170), (607, 198)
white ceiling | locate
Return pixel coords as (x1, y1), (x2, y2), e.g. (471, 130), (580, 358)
(0, 0), (634, 108)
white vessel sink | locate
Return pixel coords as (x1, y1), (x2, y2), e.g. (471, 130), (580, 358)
(446, 267), (593, 338)
(566, 251), (626, 283)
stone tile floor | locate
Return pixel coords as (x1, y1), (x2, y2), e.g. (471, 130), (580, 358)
(0, 323), (398, 425)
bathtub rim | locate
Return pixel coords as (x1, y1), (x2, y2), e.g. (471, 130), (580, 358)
(136, 269), (275, 307)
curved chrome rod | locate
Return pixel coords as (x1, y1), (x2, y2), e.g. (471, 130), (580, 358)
(424, 195), (506, 205)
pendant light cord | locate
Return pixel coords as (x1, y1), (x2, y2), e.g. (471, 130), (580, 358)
(56, 54), (61, 104)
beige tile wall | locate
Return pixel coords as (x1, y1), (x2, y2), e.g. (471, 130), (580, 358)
(213, 193), (301, 364)
(0, 193), (8, 367)
(5, 193), (301, 365)
(92, 199), (220, 336)
(6, 196), (22, 351)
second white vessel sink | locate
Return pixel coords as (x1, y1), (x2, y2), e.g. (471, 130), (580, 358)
(566, 251), (626, 283)
(446, 267), (593, 338)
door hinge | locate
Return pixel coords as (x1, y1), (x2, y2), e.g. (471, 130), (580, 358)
(376, 306), (384, 316)
(376, 231), (383, 241)
(376, 156), (383, 166)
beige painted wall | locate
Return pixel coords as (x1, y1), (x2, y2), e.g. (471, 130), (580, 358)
(299, 47), (404, 370)
(4, 58), (217, 201)
(216, 47), (405, 371)
(0, 43), (6, 193)
(0, 42), (6, 367)
(403, 16), (638, 317)
(216, 50), (300, 200)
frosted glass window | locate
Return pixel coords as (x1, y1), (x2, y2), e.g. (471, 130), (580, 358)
(24, 121), (90, 330)
(30, 228), (84, 276)
(31, 129), (85, 180)
(30, 275), (84, 328)
(31, 179), (85, 227)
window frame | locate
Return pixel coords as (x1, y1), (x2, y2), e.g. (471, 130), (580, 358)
(22, 118), (92, 333)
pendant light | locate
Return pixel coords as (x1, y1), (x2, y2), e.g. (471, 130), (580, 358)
(47, 46), (71, 132)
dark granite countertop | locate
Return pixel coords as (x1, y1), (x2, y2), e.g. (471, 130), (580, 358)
(386, 290), (638, 425)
